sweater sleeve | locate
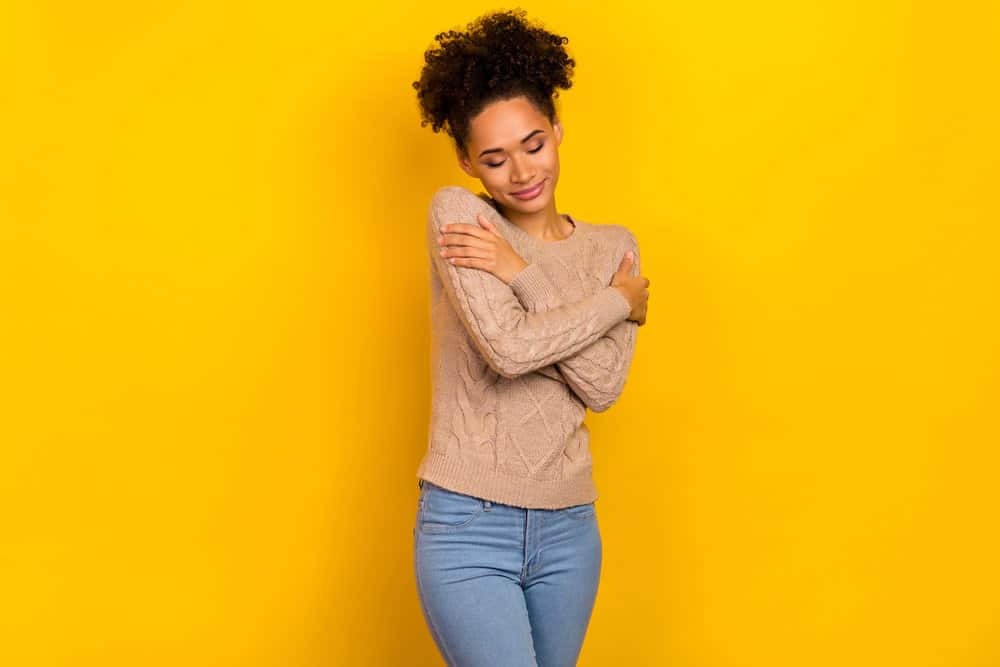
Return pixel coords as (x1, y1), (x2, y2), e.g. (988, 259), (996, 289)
(427, 186), (632, 379)
(508, 229), (641, 412)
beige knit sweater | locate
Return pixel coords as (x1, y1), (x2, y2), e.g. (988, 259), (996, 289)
(416, 185), (641, 509)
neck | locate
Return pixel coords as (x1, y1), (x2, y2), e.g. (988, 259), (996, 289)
(496, 198), (573, 242)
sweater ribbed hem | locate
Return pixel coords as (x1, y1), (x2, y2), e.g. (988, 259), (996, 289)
(415, 448), (598, 509)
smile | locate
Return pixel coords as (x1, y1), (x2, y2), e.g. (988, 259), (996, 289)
(511, 179), (545, 200)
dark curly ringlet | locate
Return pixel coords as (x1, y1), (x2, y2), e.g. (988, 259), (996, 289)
(412, 8), (575, 159)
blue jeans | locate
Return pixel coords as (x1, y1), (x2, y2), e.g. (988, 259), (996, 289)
(413, 479), (602, 666)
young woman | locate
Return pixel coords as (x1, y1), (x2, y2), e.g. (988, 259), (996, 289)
(410, 9), (650, 666)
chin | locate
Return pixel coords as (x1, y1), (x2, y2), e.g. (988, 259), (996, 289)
(509, 196), (549, 211)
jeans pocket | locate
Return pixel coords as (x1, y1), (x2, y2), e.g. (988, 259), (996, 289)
(418, 482), (484, 533)
(563, 501), (596, 520)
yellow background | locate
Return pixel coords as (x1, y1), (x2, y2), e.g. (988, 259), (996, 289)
(3, 1), (998, 665)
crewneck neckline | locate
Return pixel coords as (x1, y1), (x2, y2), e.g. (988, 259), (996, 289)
(480, 194), (585, 248)
(504, 213), (580, 247)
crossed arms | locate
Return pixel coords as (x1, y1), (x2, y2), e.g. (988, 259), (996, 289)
(427, 186), (640, 412)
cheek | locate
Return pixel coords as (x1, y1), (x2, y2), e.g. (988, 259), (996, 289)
(543, 151), (559, 173)
(481, 172), (505, 190)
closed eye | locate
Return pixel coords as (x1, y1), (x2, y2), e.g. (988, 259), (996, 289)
(484, 143), (545, 169)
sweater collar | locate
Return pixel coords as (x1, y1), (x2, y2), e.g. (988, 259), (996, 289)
(477, 192), (585, 249)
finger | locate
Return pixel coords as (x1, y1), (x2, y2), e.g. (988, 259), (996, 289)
(616, 251), (634, 274)
(440, 222), (489, 240)
(438, 233), (493, 251)
(440, 245), (492, 262)
(443, 253), (491, 270)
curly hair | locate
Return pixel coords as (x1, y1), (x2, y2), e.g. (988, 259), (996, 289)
(412, 8), (576, 158)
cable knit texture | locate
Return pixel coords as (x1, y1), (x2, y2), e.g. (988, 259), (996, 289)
(416, 185), (641, 509)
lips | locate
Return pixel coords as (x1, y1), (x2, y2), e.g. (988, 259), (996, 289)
(511, 179), (545, 199)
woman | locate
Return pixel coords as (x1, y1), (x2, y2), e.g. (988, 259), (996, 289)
(410, 9), (650, 666)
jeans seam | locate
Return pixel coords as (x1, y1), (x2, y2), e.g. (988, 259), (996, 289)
(564, 503), (596, 520)
(419, 507), (484, 533)
(419, 485), (485, 534)
(414, 527), (458, 666)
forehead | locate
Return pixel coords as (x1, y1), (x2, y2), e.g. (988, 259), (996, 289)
(467, 97), (549, 148)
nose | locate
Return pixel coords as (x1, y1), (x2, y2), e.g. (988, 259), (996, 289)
(509, 155), (536, 186)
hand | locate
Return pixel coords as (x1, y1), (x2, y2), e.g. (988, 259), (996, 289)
(437, 213), (528, 284)
(611, 251), (650, 326)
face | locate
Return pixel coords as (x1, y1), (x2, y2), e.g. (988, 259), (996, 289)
(457, 95), (563, 215)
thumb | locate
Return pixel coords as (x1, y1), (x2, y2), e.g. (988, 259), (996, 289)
(617, 250), (634, 275)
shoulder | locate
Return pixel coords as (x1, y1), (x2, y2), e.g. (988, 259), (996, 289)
(430, 184), (474, 203)
(428, 185), (496, 228)
(429, 185), (491, 213)
(586, 221), (640, 252)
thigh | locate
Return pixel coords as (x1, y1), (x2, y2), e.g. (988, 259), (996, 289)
(523, 502), (603, 667)
(413, 481), (538, 667)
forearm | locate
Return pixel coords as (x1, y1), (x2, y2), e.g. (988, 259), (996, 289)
(428, 187), (632, 378)
(507, 243), (640, 411)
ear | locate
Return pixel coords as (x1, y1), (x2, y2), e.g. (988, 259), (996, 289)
(456, 147), (477, 178)
(553, 119), (563, 147)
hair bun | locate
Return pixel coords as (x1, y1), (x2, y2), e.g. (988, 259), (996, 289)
(413, 9), (575, 155)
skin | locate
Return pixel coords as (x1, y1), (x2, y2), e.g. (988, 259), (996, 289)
(436, 95), (650, 325)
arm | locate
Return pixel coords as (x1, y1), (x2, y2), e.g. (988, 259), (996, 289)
(508, 230), (641, 412)
(427, 186), (632, 379)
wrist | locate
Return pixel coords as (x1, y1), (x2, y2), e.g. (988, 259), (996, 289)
(513, 258), (528, 279)
(505, 258), (529, 285)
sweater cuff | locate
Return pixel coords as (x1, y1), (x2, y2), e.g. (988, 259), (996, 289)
(604, 285), (633, 321)
(508, 261), (561, 308)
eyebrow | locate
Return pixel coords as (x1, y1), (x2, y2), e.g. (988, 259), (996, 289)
(478, 129), (546, 158)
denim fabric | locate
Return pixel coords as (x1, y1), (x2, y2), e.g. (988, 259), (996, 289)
(413, 479), (602, 666)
